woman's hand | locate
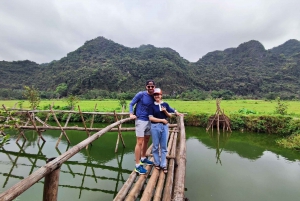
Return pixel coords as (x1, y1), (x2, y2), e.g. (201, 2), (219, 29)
(161, 119), (168, 124)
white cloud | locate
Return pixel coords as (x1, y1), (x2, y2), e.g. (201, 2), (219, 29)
(0, 0), (300, 63)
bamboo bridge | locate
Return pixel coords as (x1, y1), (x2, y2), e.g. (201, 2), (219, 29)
(0, 106), (187, 201)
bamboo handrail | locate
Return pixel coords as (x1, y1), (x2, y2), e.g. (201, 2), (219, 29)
(0, 124), (178, 131)
(0, 117), (133, 201)
(8, 109), (130, 116)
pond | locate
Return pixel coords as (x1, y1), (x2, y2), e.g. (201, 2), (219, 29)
(0, 125), (300, 201)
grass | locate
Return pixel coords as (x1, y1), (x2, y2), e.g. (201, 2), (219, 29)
(1, 99), (300, 116)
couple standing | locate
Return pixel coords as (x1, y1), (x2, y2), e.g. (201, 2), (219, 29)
(129, 80), (182, 175)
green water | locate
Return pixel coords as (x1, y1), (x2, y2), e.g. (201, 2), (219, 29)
(1, 125), (300, 201)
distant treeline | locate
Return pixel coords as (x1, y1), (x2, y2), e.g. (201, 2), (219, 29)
(0, 88), (296, 101)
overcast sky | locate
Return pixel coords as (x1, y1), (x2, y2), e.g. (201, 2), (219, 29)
(1, 0), (300, 64)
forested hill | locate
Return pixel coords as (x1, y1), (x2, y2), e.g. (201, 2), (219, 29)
(0, 36), (300, 100)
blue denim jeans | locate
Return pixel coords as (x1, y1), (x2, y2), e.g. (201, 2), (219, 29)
(151, 123), (169, 168)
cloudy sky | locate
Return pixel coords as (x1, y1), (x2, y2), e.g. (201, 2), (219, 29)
(1, 0), (300, 64)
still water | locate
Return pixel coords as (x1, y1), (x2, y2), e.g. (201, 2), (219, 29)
(1, 125), (300, 201)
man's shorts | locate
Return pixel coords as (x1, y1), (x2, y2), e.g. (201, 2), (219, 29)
(135, 119), (151, 137)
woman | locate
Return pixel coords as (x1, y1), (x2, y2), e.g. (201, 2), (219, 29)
(148, 88), (182, 173)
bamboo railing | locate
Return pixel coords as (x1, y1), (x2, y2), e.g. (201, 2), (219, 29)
(0, 117), (133, 201)
(0, 107), (187, 201)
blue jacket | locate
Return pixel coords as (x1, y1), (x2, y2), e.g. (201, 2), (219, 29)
(148, 102), (175, 120)
(129, 91), (154, 121)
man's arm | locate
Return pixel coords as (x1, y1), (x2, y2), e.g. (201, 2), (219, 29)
(129, 92), (143, 119)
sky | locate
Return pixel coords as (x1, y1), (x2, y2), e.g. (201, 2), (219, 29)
(1, 0), (300, 64)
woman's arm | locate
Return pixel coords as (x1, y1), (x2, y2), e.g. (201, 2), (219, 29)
(149, 116), (168, 124)
(161, 106), (172, 117)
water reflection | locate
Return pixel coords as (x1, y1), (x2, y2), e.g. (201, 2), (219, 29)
(208, 131), (231, 165)
(1, 126), (300, 201)
(0, 128), (135, 200)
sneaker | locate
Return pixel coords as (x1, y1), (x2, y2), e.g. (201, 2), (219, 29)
(140, 158), (154, 166)
(135, 165), (147, 174)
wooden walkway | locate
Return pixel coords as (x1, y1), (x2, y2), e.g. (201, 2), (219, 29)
(0, 107), (187, 201)
(114, 117), (186, 201)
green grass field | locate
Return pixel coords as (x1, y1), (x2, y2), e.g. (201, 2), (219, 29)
(1, 99), (299, 116)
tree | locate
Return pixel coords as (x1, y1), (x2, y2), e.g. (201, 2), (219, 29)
(275, 97), (288, 115)
(55, 83), (68, 98)
(23, 86), (40, 109)
(66, 94), (79, 109)
(118, 98), (127, 110)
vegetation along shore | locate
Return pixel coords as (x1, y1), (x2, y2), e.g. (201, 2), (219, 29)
(1, 98), (300, 150)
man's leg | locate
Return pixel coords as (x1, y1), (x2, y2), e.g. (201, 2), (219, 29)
(135, 137), (144, 164)
(141, 135), (150, 157)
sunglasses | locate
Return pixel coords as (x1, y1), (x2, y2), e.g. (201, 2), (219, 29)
(147, 85), (155, 89)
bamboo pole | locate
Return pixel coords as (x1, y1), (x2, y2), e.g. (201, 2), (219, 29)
(43, 157), (61, 201)
(78, 105), (91, 149)
(114, 110), (126, 153)
(90, 104), (97, 129)
(124, 159), (154, 201)
(55, 107), (73, 148)
(0, 124), (177, 131)
(26, 112), (46, 143)
(0, 117), (133, 201)
(50, 108), (71, 145)
(35, 117), (50, 127)
(173, 116), (187, 201)
(206, 109), (218, 131)
(113, 172), (138, 201)
(114, 145), (153, 201)
(162, 129), (178, 201)
(9, 109), (130, 116)
(147, 154), (176, 159)
(2, 104), (27, 141)
(139, 167), (160, 201)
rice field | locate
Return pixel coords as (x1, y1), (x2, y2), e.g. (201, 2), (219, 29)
(1, 99), (299, 116)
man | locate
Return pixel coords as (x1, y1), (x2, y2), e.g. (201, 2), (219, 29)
(129, 80), (155, 174)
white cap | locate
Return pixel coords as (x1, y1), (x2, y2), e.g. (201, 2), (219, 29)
(153, 88), (162, 94)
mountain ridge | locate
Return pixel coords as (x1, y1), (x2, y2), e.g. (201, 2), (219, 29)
(0, 37), (300, 99)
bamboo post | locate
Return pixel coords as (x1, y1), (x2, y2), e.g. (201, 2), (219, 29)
(90, 104), (97, 129)
(173, 116), (187, 201)
(55, 107), (73, 148)
(50, 108), (71, 145)
(2, 104), (27, 141)
(114, 109), (126, 153)
(43, 157), (61, 201)
(43, 102), (54, 124)
(206, 109), (218, 131)
(26, 111), (46, 143)
(78, 105), (91, 149)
